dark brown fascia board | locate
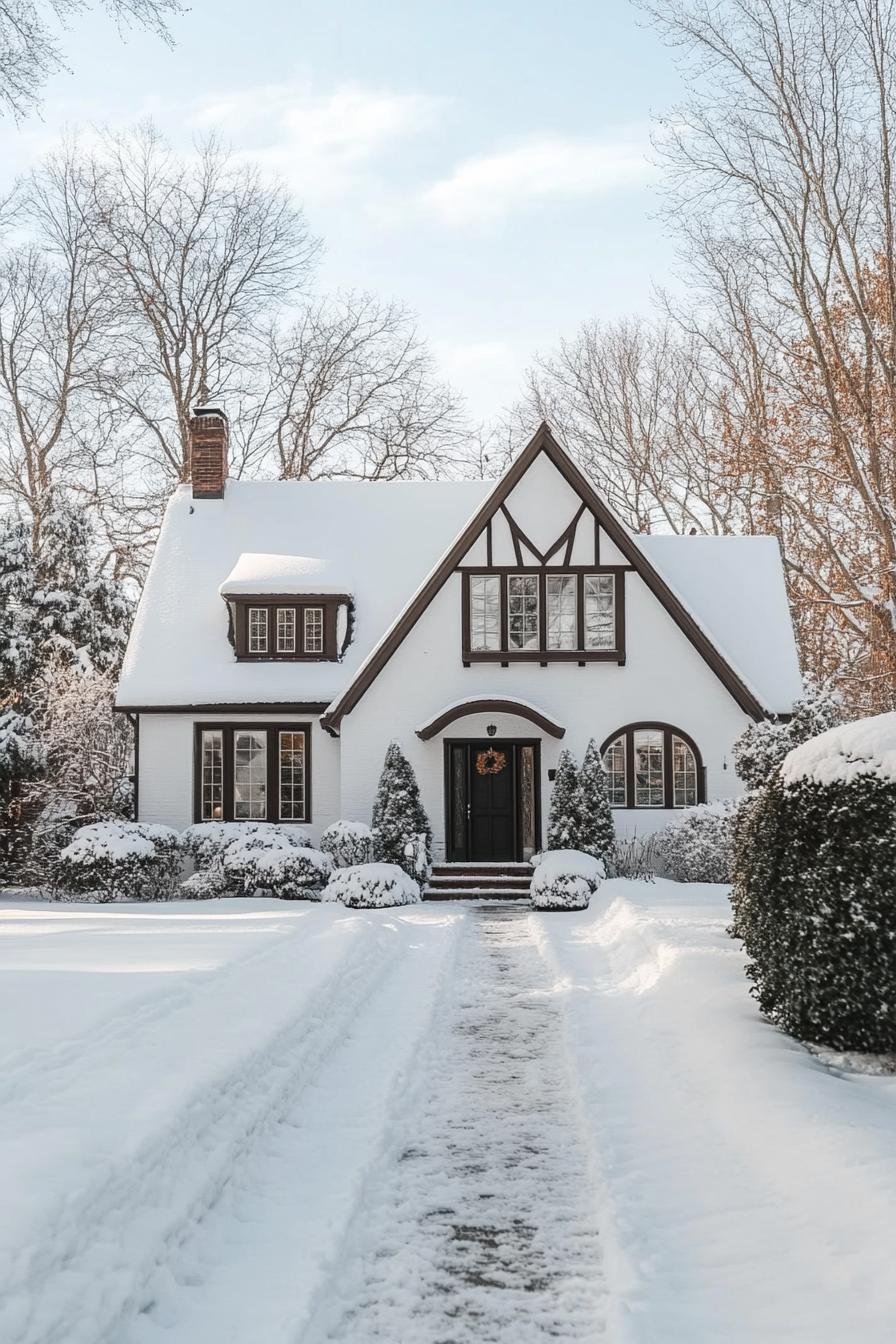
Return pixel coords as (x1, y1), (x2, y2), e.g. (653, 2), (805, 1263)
(417, 698), (566, 741)
(222, 593), (352, 605)
(321, 421), (768, 730)
(114, 702), (330, 714)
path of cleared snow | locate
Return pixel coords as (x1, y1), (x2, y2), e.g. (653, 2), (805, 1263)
(301, 904), (607, 1344)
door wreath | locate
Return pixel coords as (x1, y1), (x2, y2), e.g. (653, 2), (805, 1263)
(475, 747), (507, 776)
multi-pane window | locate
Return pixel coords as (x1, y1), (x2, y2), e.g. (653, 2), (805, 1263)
(672, 735), (698, 808)
(600, 725), (703, 808)
(200, 730), (224, 820)
(470, 574), (501, 651)
(602, 736), (626, 807)
(585, 575), (615, 650)
(276, 607), (296, 653)
(546, 575), (577, 650)
(233, 730), (267, 819)
(248, 607), (268, 653)
(303, 607), (323, 654)
(634, 729), (664, 808)
(508, 575), (540, 650)
(279, 731), (306, 820)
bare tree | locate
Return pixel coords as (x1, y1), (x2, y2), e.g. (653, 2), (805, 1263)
(81, 126), (319, 490)
(643, 0), (896, 710)
(0, 0), (183, 120)
(265, 292), (468, 480)
(513, 315), (742, 533)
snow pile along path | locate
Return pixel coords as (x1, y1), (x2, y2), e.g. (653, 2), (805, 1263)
(302, 904), (608, 1344)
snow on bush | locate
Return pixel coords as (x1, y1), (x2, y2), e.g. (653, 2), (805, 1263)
(320, 820), (374, 868)
(733, 681), (843, 789)
(53, 821), (181, 902)
(732, 711), (896, 1052)
(656, 801), (738, 884)
(322, 862), (421, 909)
(578, 739), (616, 863)
(181, 821), (310, 868)
(177, 869), (228, 900)
(530, 849), (604, 911)
(371, 742), (432, 878)
(546, 750), (582, 850)
(222, 836), (332, 899)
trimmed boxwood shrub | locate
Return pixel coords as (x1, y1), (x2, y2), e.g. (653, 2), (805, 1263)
(320, 820), (374, 868)
(732, 718), (896, 1051)
(53, 821), (181, 902)
(657, 801), (738, 884)
(322, 862), (421, 909)
(222, 836), (332, 898)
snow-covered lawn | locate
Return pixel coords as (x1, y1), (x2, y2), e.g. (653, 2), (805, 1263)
(2, 882), (896, 1343)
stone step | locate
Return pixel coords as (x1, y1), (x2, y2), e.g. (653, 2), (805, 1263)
(421, 888), (532, 902)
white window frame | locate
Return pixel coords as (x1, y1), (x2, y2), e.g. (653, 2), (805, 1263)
(248, 607), (268, 654)
(200, 729), (224, 820)
(233, 729), (268, 819)
(276, 607), (296, 654)
(278, 730), (307, 821)
(633, 728), (665, 808)
(602, 735), (627, 808)
(507, 574), (540, 651)
(672, 735), (698, 808)
(469, 573), (501, 651)
(546, 574), (577, 650)
(584, 574), (616, 650)
(303, 606), (324, 654)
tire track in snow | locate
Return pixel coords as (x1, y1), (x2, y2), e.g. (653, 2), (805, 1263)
(113, 908), (463, 1344)
(3, 915), (414, 1344)
(301, 904), (608, 1344)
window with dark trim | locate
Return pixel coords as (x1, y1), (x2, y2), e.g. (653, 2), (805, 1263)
(599, 723), (705, 809)
(228, 598), (348, 661)
(194, 723), (312, 822)
(461, 568), (625, 663)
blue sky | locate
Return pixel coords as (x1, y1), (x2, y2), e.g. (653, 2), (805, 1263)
(5, 0), (686, 420)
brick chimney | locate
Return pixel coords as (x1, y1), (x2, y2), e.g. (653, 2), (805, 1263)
(189, 402), (229, 499)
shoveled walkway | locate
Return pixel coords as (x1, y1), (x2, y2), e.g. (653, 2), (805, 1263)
(302, 904), (607, 1343)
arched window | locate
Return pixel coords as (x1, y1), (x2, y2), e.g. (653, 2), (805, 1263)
(599, 724), (705, 809)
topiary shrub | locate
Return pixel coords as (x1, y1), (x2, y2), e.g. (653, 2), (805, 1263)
(322, 861), (421, 909)
(530, 849), (604, 911)
(546, 749), (582, 850)
(578, 739), (615, 864)
(320, 820), (374, 868)
(731, 713), (896, 1051)
(53, 821), (181, 902)
(222, 836), (332, 899)
(371, 742), (432, 878)
(181, 821), (310, 869)
(177, 869), (226, 900)
(656, 801), (738, 884)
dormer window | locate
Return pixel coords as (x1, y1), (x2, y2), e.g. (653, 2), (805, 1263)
(219, 553), (352, 663)
(462, 568), (625, 663)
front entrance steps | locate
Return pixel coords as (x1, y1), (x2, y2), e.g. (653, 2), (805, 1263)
(423, 863), (532, 902)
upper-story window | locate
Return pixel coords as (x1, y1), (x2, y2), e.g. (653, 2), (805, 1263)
(229, 598), (348, 661)
(463, 569), (624, 663)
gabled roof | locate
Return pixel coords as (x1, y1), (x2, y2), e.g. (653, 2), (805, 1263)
(116, 423), (802, 719)
(321, 423), (799, 731)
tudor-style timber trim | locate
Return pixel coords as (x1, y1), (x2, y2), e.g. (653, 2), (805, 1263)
(320, 423), (769, 733)
(417, 697), (566, 741)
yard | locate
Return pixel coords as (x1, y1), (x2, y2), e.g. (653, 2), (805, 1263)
(3, 882), (896, 1343)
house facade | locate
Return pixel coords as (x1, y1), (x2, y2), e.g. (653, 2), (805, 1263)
(116, 410), (802, 862)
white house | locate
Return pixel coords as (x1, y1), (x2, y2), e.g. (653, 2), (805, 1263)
(116, 409), (802, 872)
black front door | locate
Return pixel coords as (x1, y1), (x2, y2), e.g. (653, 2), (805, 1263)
(468, 741), (516, 861)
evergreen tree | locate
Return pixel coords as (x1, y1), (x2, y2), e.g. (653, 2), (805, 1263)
(733, 680), (844, 790)
(546, 749), (582, 850)
(578, 738), (615, 862)
(371, 741), (432, 877)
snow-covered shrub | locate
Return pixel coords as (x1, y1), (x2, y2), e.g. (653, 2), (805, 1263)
(323, 862), (421, 909)
(732, 713), (896, 1051)
(177, 869), (226, 900)
(53, 821), (181, 902)
(656, 801), (738, 884)
(222, 837), (332, 898)
(546, 750), (582, 850)
(320, 820), (373, 868)
(733, 680), (843, 789)
(530, 849), (604, 911)
(181, 821), (310, 869)
(578, 739), (615, 862)
(371, 742), (432, 877)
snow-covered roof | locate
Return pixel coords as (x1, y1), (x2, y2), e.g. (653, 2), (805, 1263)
(219, 553), (350, 597)
(780, 713), (896, 788)
(117, 478), (802, 715)
(117, 479), (492, 707)
(638, 535), (802, 714)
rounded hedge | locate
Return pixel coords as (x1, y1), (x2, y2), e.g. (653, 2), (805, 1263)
(732, 766), (896, 1051)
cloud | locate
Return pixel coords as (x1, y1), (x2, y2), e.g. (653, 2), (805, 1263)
(421, 133), (656, 228)
(190, 82), (442, 203)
